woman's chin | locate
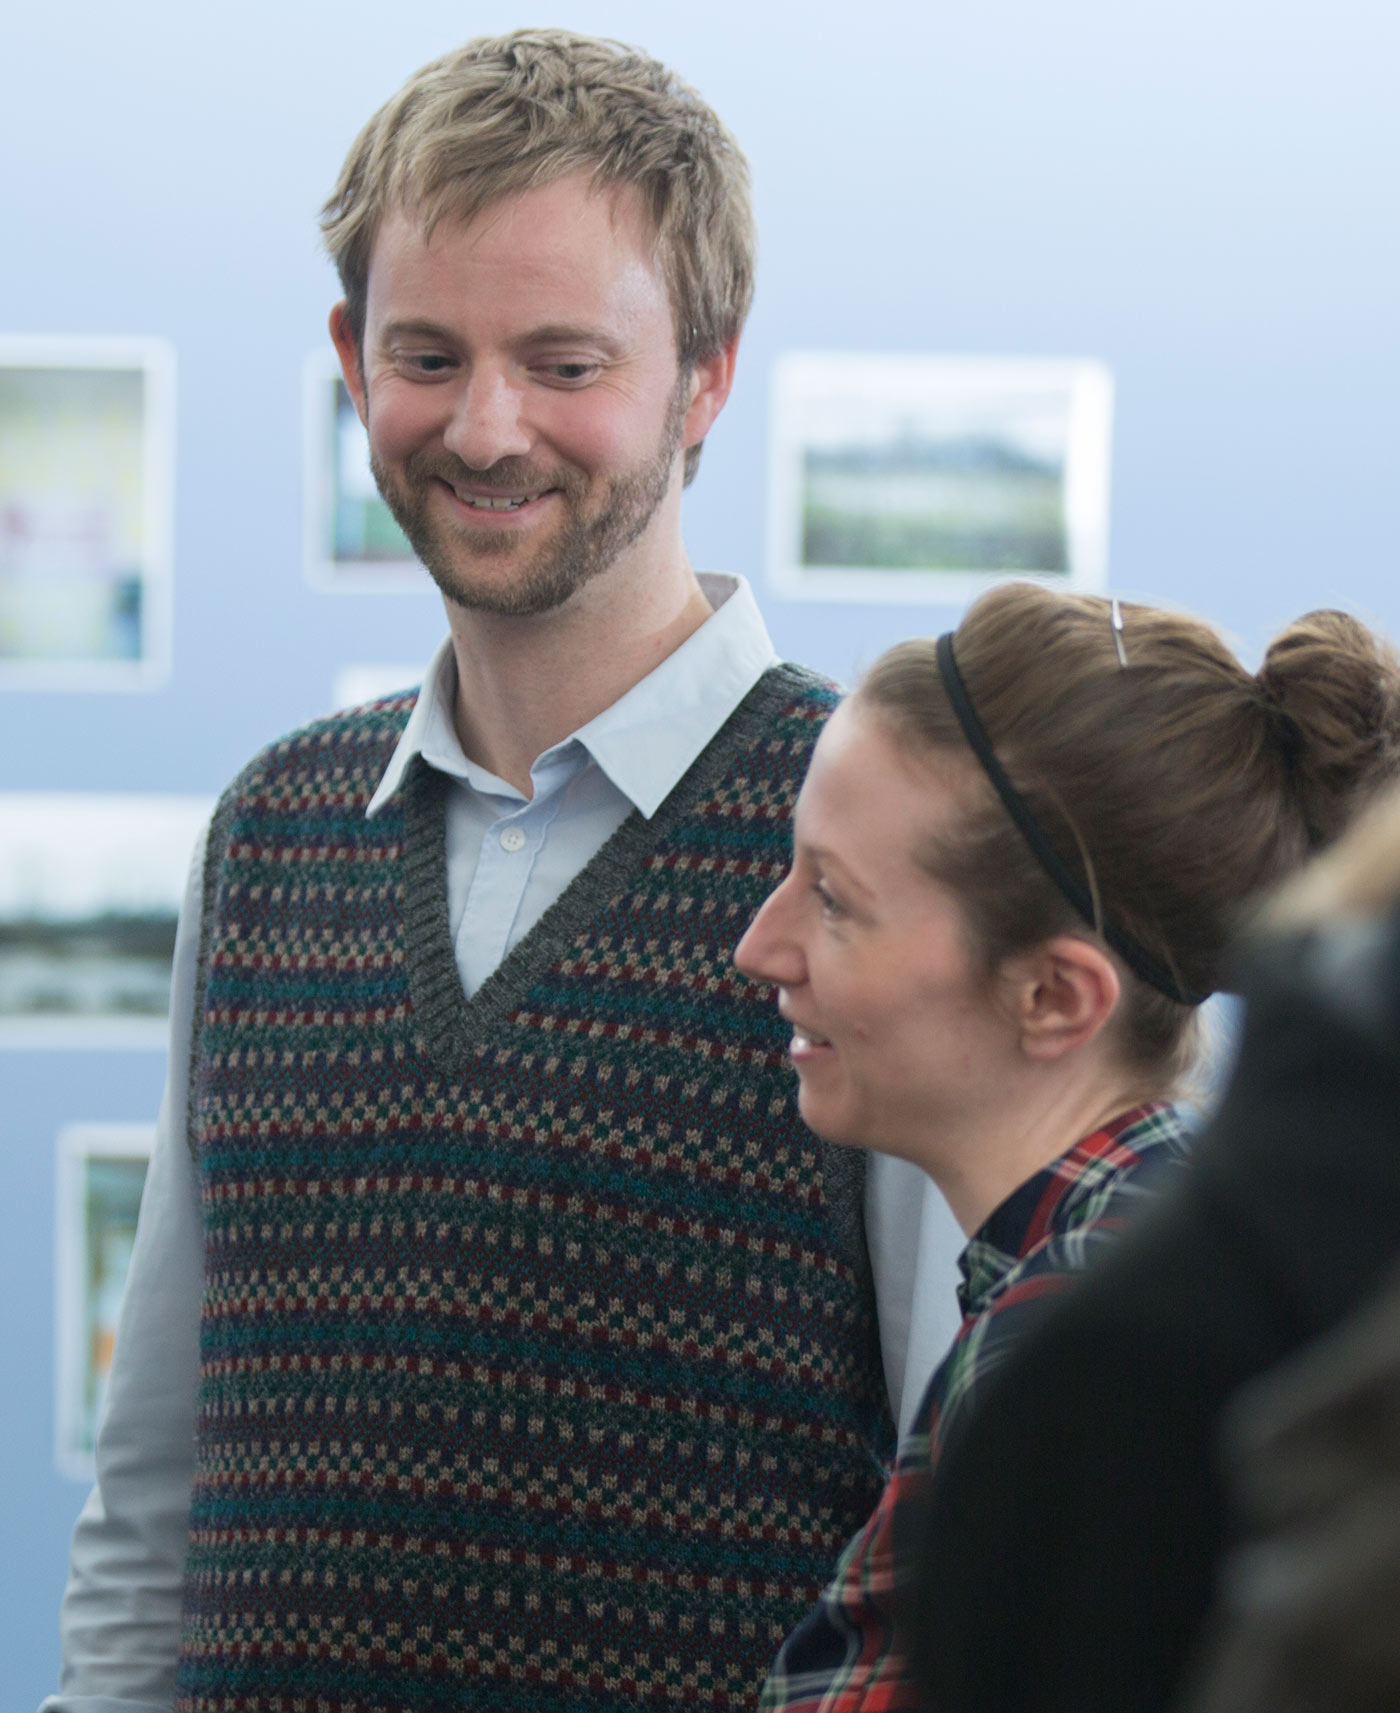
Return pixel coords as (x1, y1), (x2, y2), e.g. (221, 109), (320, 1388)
(795, 1088), (865, 1150)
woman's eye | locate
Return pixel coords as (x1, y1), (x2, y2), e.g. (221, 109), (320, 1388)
(813, 882), (845, 920)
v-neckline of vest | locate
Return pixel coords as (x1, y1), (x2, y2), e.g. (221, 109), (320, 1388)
(398, 664), (806, 1073)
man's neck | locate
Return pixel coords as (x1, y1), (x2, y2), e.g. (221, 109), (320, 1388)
(445, 552), (715, 797)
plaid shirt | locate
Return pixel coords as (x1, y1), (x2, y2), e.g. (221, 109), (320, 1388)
(759, 1103), (1191, 1713)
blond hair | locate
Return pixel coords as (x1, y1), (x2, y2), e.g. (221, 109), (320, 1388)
(858, 586), (1400, 1085)
(321, 29), (755, 484)
(1266, 781), (1400, 931)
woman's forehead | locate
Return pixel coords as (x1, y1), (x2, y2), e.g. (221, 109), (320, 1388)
(806, 700), (971, 813)
(798, 704), (968, 875)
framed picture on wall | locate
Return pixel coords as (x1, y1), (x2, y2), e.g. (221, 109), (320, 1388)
(54, 1123), (153, 1479)
(0, 335), (175, 688)
(0, 793), (212, 1048)
(302, 348), (432, 591)
(331, 662), (426, 712)
(767, 353), (1114, 604)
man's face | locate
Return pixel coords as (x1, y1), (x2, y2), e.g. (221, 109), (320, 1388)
(331, 176), (727, 617)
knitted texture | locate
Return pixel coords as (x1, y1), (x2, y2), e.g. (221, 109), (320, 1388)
(176, 666), (894, 1713)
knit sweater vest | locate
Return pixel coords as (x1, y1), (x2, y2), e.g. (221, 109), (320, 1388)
(177, 664), (894, 1713)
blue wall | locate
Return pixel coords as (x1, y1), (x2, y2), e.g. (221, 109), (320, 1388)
(3, 0), (1397, 1703)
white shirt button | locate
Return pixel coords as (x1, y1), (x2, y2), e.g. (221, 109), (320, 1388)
(498, 825), (527, 853)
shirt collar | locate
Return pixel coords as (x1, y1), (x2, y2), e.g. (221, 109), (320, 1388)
(570, 573), (777, 816)
(363, 634), (468, 817)
(957, 1102), (1186, 1314)
(364, 573), (778, 820)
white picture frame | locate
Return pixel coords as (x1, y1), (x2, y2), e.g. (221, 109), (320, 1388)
(767, 352), (1114, 605)
(0, 793), (212, 1048)
(302, 348), (432, 591)
(0, 335), (175, 687)
(53, 1123), (153, 1480)
(331, 663), (426, 713)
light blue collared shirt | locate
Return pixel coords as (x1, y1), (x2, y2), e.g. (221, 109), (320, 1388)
(366, 571), (779, 995)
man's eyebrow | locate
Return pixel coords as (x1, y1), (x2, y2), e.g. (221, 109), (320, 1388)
(376, 319), (628, 356)
(516, 324), (627, 354)
(379, 317), (455, 344)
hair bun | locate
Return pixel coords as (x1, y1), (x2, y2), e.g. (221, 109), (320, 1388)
(1257, 610), (1400, 846)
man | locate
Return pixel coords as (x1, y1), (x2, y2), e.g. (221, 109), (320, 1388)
(44, 31), (955, 1713)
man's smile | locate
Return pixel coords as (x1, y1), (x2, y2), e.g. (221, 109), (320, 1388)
(435, 476), (563, 522)
(452, 487), (549, 512)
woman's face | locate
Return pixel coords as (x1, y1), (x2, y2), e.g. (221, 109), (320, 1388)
(734, 699), (1016, 1164)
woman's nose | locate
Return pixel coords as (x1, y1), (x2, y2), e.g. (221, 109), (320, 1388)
(734, 880), (807, 988)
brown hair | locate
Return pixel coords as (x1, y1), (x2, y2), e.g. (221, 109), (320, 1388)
(320, 28), (755, 485)
(857, 584), (1400, 1083)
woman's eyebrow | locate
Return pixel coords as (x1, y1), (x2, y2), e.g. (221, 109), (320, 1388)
(801, 843), (878, 903)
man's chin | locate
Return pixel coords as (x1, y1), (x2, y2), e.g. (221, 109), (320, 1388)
(421, 551), (591, 620)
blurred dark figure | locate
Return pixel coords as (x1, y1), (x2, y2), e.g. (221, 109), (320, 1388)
(902, 787), (1400, 1713)
(1184, 1258), (1400, 1710)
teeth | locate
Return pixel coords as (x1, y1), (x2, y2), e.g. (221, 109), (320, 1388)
(459, 491), (540, 511)
(792, 1030), (831, 1050)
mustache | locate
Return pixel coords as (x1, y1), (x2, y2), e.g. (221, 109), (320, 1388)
(403, 448), (582, 496)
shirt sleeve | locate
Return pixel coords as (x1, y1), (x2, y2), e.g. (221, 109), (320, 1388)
(864, 1153), (966, 1434)
(40, 822), (210, 1713)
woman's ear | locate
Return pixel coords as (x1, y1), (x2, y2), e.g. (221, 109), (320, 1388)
(1005, 936), (1122, 1061)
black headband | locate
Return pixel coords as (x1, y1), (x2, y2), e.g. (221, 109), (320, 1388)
(934, 632), (1207, 1006)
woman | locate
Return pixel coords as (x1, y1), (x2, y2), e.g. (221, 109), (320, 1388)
(734, 581), (1400, 1713)
(910, 792), (1400, 1713)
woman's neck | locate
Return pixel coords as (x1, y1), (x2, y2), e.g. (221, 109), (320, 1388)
(931, 1062), (1162, 1238)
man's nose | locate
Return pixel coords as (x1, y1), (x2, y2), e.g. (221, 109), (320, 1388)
(441, 368), (533, 469)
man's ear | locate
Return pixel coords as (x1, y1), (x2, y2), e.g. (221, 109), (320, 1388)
(329, 301), (369, 427)
(1007, 936), (1122, 1061)
(681, 335), (739, 451)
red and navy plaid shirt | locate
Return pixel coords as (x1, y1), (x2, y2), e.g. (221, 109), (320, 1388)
(759, 1103), (1191, 1713)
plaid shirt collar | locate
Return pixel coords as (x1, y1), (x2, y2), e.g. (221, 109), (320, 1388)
(757, 1101), (1190, 1713)
(959, 1103), (1181, 1319)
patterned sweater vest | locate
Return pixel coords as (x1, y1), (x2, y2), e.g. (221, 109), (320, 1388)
(178, 664), (894, 1713)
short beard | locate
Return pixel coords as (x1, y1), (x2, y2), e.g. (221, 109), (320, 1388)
(370, 378), (689, 619)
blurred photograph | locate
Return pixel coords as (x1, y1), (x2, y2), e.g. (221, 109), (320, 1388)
(53, 1124), (153, 1480)
(302, 349), (429, 590)
(0, 794), (211, 1046)
(330, 662), (426, 712)
(768, 352), (1113, 603)
(0, 337), (174, 687)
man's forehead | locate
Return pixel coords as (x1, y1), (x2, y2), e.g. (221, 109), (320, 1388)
(383, 173), (659, 262)
(360, 177), (676, 341)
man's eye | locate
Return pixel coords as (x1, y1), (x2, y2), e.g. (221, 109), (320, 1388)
(392, 352), (453, 375)
(542, 362), (594, 382)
